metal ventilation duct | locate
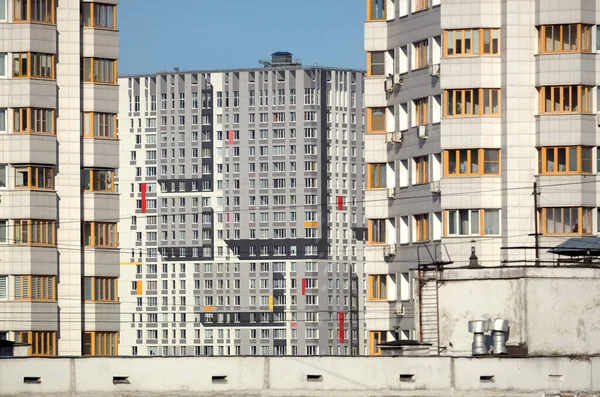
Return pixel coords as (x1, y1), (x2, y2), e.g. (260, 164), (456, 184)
(468, 320), (490, 356)
(490, 319), (509, 355)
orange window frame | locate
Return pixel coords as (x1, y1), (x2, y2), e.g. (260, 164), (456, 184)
(368, 163), (386, 188)
(538, 24), (592, 53)
(539, 146), (593, 175)
(414, 0), (428, 12)
(15, 331), (57, 356)
(444, 149), (500, 176)
(13, 0), (55, 24)
(541, 207), (593, 235)
(369, 331), (387, 355)
(368, 219), (386, 244)
(415, 97), (428, 125)
(81, 112), (118, 139)
(14, 166), (54, 189)
(444, 88), (501, 117)
(83, 277), (118, 302)
(13, 108), (55, 134)
(13, 219), (56, 246)
(368, 274), (387, 300)
(414, 40), (429, 69)
(537, 86), (593, 114)
(82, 169), (115, 192)
(14, 275), (56, 301)
(415, 214), (429, 241)
(367, 107), (386, 133)
(82, 58), (117, 84)
(82, 2), (117, 30)
(443, 28), (500, 57)
(12, 53), (55, 79)
(367, 52), (385, 77)
(82, 331), (118, 356)
(367, 0), (386, 21)
(415, 156), (429, 183)
(83, 222), (117, 248)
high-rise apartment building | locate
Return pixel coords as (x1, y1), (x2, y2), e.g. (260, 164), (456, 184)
(364, 0), (600, 354)
(0, 0), (120, 356)
(118, 53), (368, 356)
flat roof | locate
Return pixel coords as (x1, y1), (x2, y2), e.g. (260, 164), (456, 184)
(118, 65), (366, 79)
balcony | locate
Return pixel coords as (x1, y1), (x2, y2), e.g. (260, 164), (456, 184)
(0, 300), (58, 331)
(83, 248), (120, 278)
(535, 53), (596, 87)
(81, 29), (119, 59)
(0, 79), (56, 108)
(83, 193), (119, 223)
(0, 23), (56, 54)
(0, 189), (57, 220)
(83, 302), (120, 332)
(82, 139), (119, 169)
(0, 133), (57, 165)
(82, 84), (119, 114)
(0, 246), (57, 275)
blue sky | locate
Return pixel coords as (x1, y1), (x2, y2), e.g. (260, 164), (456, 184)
(118, 0), (365, 75)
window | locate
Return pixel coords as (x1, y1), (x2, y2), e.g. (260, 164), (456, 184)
(539, 146), (593, 174)
(445, 209), (500, 236)
(82, 2), (116, 29)
(0, 275), (6, 299)
(15, 166), (54, 189)
(414, 40), (428, 69)
(444, 29), (500, 56)
(82, 332), (118, 356)
(538, 86), (593, 114)
(82, 112), (117, 138)
(82, 58), (116, 84)
(83, 277), (117, 302)
(367, 0), (385, 20)
(415, 214), (429, 241)
(444, 89), (500, 116)
(368, 163), (386, 188)
(14, 0), (54, 24)
(541, 207), (592, 235)
(414, 97), (428, 125)
(82, 222), (117, 248)
(13, 53), (54, 78)
(367, 51), (385, 76)
(14, 331), (56, 356)
(369, 331), (386, 355)
(367, 107), (386, 132)
(444, 149), (500, 176)
(414, 156), (428, 183)
(368, 219), (386, 244)
(538, 24), (592, 53)
(14, 275), (55, 300)
(14, 219), (55, 246)
(368, 275), (387, 300)
(13, 108), (55, 134)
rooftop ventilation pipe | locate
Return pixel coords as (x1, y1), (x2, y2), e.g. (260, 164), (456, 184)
(468, 320), (489, 356)
(490, 319), (509, 355)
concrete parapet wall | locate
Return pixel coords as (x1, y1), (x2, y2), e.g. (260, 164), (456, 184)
(0, 356), (599, 396)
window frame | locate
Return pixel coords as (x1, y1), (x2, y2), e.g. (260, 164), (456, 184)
(368, 163), (387, 188)
(82, 221), (118, 249)
(538, 146), (593, 175)
(14, 165), (54, 190)
(82, 2), (117, 30)
(82, 331), (118, 356)
(368, 219), (387, 244)
(368, 274), (387, 301)
(414, 40), (429, 69)
(444, 209), (500, 237)
(81, 169), (115, 192)
(81, 112), (118, 139)
(541, 207), (593, 235)
(367, 107), (386, 133)
(14, 275), (56, 301)
(538, 24), (592, 54)
(444, 148), (500, 176)
(82, 57), (117, 84)
(13, 108), (55, 134)
(15, 331), (56, 356)
(13, 0), (55, 24)
(369, 331), (387, 355)
(443, 28), (500, 57)
(537, 85), (593, 114)
(367, 51), (385, 77)
(415, 214), (429, 242)
(415, 97), (428, 125)
(13, 219), (56, 246)
(12, 52), (55, 79)
(83, 277), (118, 302)
(444, 88), (501, 117)
(367, 0), (386, 21)
(414, 156), (429, 184)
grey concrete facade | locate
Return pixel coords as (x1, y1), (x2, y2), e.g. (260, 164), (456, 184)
(118, 56), (368, 356)
(364, 0), (600, 354)
(0, 0), (120, 356)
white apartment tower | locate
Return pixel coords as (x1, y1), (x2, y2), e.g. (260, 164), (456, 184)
(118, 54), (369, 356)
(364, 0), (600, 354)
(0, 0), (120, 356)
